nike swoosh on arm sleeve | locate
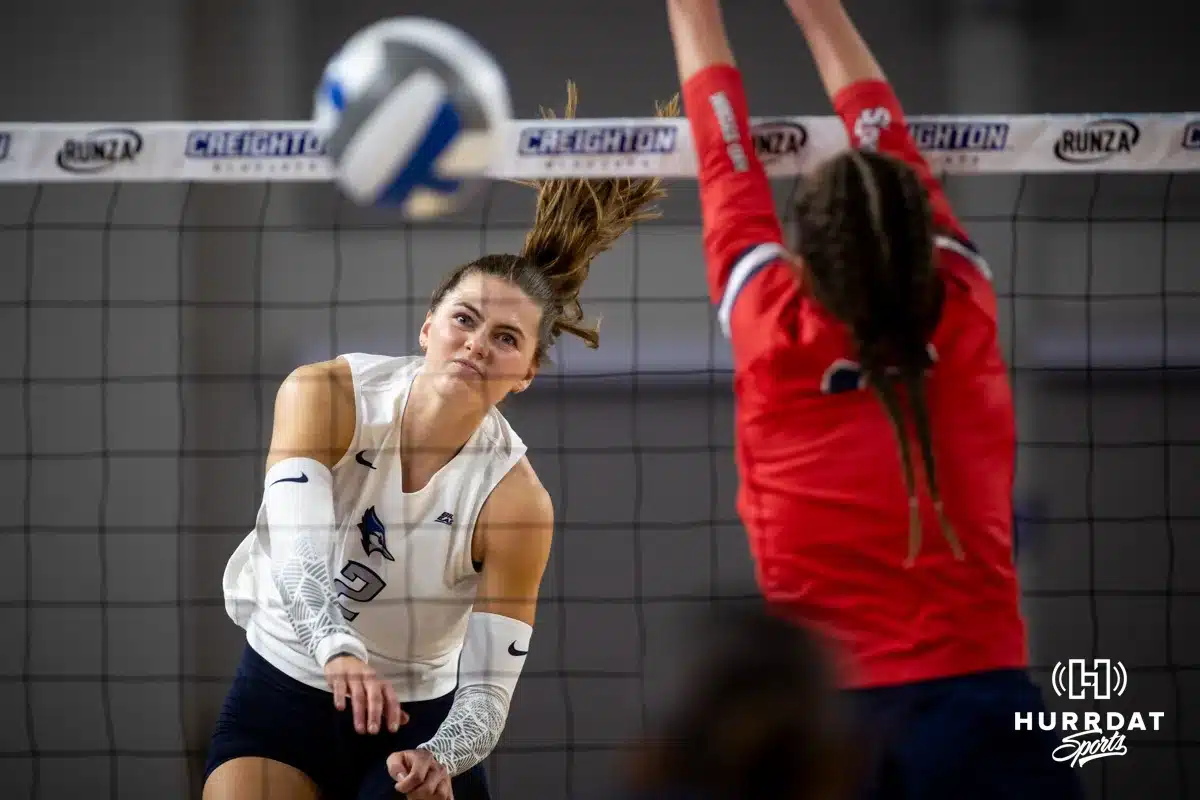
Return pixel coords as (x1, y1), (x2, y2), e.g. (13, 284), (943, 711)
(264, 456), (367, 666)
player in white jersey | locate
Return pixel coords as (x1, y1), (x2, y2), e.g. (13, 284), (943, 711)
(202, 86), (675, 800)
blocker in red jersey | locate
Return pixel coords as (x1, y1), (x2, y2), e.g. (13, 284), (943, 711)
(665, 1), (1086, 798)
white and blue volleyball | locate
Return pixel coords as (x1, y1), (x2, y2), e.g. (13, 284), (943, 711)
(313, 18), (512, 218)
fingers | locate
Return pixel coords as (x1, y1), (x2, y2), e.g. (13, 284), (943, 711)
(382, 681), (407, 733)
(326, 659), (404, 735)
(415, 761), (449, 798)
(330, 673), (348, 712)
(365, 674), (384, 734)
(389, 750), (451, 799)
(393, 752), (429, 794)
(410, 767), (452, 800)
(348, 673), (368, 734)
(386, 751), (409, 781)
(354, 672), (402, 735)
(426, 772), (453, 800)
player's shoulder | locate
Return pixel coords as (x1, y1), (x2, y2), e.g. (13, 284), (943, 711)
(336, 352), (423, 388)
(935, 232), (992, 283)
(275, 353), (419, 427)
(490, 457), (552, 516)
(924, 237), (1008, 375)
(472, 399), (528, 465)
(933, 232), (997, 318)
(275, 357), (354, 411)
(478, 457), (555, 550)
(726, 300), (825, 404)
(267, 359), (358, 461)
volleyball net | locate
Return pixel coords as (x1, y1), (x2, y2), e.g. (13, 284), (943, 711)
(1, 113), (1198, 800)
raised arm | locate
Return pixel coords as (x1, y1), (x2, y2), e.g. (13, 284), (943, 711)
(666, 0), (801, 356)
(666, 0), (736, 80)
(390, 462), (554, 797)
(783, 0), (885, 97)
(784, 0), (974, 250)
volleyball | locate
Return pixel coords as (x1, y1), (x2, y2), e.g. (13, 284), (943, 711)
(313, 17), (512, 219)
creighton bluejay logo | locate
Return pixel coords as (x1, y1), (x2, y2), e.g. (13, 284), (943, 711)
(357, 506), (394, 561)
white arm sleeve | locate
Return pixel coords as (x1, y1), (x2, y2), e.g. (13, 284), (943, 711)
(263, 456), (367, 667)
(418, 611), (531, 775)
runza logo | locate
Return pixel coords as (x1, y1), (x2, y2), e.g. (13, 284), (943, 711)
(1052, 118), (1140, 164)
(1015, 659), (1165, 769)
(750, 121), (807, 165)
(56, 128), (142, 174)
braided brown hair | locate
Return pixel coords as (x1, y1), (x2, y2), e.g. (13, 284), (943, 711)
(794, 149), (963, 566)
(430, 83), (676, 366)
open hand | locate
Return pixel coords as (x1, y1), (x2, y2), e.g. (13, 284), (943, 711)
(323, 654), (408, 735)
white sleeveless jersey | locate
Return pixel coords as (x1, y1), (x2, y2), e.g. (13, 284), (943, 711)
(221, 353), (528, 700)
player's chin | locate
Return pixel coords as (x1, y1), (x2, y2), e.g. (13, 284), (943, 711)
(480, 376), (528, 409)
(431, 368), (498, 405)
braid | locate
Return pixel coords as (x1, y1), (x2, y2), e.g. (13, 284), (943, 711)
(884, 160), (962, 561)
(863, 368), (922, 562)
(797, 149), (963, 565)
(902, 369), (962, 559)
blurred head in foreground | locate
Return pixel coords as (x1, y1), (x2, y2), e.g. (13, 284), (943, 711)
(624, 599), (852, 800)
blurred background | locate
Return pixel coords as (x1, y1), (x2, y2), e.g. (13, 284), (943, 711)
(0, 0), (1197, 797)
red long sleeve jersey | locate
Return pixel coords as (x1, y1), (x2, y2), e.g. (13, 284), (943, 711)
(683, 65), (1027, 689)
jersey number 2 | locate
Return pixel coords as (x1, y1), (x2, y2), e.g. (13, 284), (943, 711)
(334, 561), (385, 621)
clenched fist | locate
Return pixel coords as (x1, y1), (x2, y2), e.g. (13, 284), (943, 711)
(387, 748), (453, 800)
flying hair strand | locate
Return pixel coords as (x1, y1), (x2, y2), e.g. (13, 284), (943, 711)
(516, 81), (678, 350)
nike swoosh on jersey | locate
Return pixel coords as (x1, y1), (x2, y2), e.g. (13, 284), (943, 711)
(269, 473), (308, 486)
(508, 642), (528, 657)
(356, 450), (375, 469)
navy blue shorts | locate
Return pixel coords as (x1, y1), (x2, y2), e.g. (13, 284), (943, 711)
(204, 643), (490, 800)
(850, 669), (1085, 800)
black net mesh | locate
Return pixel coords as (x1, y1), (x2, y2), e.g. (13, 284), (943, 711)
(1, 170), (1198, 800)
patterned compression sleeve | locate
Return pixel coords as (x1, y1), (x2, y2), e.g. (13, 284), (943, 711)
(418, 684), (510, 775)
(263, 457), (368, 666)
(418, 611), (532, 775)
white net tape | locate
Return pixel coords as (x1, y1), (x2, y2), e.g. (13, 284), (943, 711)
(0, 114), (1196, 183)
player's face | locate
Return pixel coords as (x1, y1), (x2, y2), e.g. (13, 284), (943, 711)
(420, 271), (541, 407)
